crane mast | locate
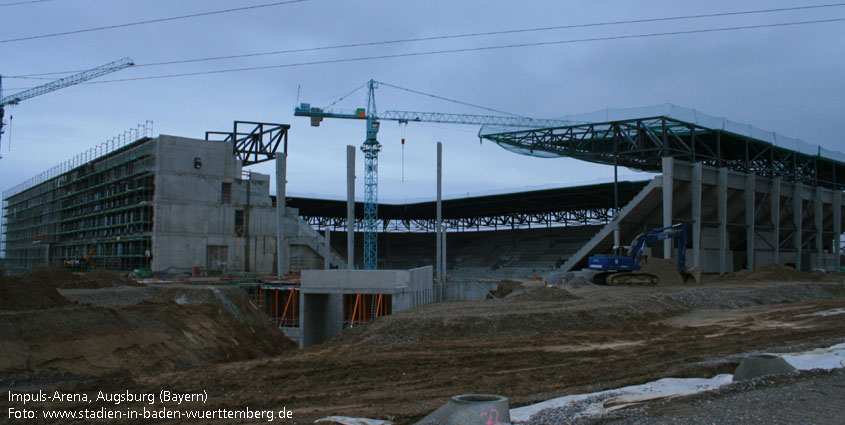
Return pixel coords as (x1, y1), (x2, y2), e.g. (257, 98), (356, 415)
(361, 80), (381, 270)
(294, 80), (573, 270)
(0, 57), (134, 152)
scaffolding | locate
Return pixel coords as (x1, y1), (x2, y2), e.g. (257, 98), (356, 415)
(342, 293), (391, 328)
(2, 129), (155, 273)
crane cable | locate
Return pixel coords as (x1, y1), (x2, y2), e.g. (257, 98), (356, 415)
(7, 1), (845, 78)
(4, 16), (845, 92)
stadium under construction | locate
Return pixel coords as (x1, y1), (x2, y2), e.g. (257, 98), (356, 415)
(2, 104), (844, 345)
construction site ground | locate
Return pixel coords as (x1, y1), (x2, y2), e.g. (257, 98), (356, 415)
(2, 265), (845, 424)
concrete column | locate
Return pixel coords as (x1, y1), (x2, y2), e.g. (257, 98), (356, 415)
(346, 145), (355, 269)
(745, 173), (755, 270)
(323, 230), (331, 269)
(834, 190), (841, 271)
(718, 168), (728, 274)
(275, 154), (287, 278)
(815, 186), (823, 270)
(613, 224), (621, 251)
(436, 142), (443, 301)
(771, 178), (780, 264)
(441, 230), (447, 285)
(691, 162), (702, 268)
(793, 182), (803, 271)
(662, 157), (674, 259)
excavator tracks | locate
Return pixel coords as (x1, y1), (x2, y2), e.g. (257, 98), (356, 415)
(592, 271), (659, 286)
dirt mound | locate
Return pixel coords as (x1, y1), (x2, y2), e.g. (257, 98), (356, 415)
(21, 266), (142, 289)
(0, 274), (72, 311)
(0, 285), (295, 378)
(566, 276), (593, 289)
(491, 279), (522, 297)
(21, 265), (81, 288)
(506, 286), (580, 302)
(729, 263), (829, 282)
(78, 269), (142, 288)
(640, 257), (684, 286)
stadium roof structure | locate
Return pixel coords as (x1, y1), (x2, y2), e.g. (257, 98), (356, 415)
(282, 180), (650, 232)
(479, 104), (845, 190)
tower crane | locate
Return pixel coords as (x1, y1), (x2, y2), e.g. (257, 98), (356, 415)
(0, 57), (135, 156)
(295, 79), (573, 270)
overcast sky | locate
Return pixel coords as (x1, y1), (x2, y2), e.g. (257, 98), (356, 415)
(1, 0), (843, 204)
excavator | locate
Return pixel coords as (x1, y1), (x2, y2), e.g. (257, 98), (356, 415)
(588, 223), (687, 285)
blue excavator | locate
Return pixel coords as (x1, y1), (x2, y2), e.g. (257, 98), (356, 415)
(588, 223), (688, 285)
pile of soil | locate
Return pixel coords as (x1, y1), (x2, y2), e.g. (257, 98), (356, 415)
(21, 265), (141, 289)
(21, 265), (81, 289)
(505, 286), (581, 302)
(566, 276), (593, 289)
(729, 263), (829, 282)
(0, 285), (295, 378)
(0, 274), (71, 311)
(78, 269), (141, 288)
(491, 279), (522, 298)
(640, 257), (684, 286)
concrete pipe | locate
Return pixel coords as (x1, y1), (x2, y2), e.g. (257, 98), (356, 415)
(415, 394), (510, 425)
(733, 353), (796, 381)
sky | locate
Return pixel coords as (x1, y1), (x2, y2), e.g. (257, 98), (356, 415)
(0, 0), (844, 204)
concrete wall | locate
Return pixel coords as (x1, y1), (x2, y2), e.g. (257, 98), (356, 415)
(445, 279), (499, 300)
(299, 266), (435, 348)
(300, 293), (343, 349)
(151, 136), (277, 273)
(392, 266), (434, 311)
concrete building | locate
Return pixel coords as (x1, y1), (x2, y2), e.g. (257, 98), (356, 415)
(2, 127), (343, 275)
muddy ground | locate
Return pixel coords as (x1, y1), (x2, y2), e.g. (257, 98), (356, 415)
(1, 268), (844, 424)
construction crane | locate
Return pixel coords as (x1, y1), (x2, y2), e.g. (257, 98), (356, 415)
(295, 79), (573, 270)
(0, 57), (135, 155)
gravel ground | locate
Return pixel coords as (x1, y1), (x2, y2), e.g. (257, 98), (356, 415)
(525, 368), (845, 425)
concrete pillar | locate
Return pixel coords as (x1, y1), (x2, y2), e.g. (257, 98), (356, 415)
(613, 224), (621, 251)
(691, 162), (702, 269)
(441, 230), (447, 284)
(662, 157), (674, 259)
(815, 186), (823, 270)
(834, 190), (841, 272)
(275, 154), (288, 278)
(323, 230), (331, 269)
(436, 142), (443, 301)
(771, 178), (780, 264)
(718, 168), (728, 274)
(745, 173), (755, 270)
(793, 182), (803, 271)
(346, 145), (355, 269)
